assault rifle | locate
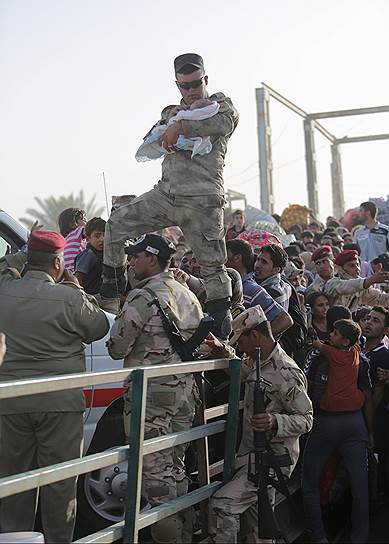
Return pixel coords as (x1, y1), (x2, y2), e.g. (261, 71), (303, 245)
(147, 295), (214, 362)
(248, 347), (293, 541)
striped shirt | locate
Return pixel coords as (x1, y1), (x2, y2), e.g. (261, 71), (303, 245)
(64, 226), (86, 271)
(241, 272), (284, 321)
(259, 273), (292, 311)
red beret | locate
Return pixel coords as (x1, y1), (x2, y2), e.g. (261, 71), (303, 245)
(311, 245), (333, 263)
(334, 249), (359, 267)
(28, 230), (66, 253)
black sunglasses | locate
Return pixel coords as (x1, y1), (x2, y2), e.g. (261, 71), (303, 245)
(176, 76), (205, 90)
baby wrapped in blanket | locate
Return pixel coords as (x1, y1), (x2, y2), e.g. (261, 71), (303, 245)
(135, 99), (220, 161)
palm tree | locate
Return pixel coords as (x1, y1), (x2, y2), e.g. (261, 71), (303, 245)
(19, 190), (105, 231)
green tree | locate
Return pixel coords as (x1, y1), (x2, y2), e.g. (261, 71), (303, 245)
(19, 190), (105, 231)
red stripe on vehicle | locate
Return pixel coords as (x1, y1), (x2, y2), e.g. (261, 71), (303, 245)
(84, 387), (126, 408)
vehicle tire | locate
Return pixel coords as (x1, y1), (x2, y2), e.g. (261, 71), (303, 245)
(74, 402), (127, 539)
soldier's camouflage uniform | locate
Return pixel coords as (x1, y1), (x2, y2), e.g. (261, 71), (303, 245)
(324, 268), (389, 312)
(108, 271), (203, 543)
(304, 273), (328, 298)
(104, 92), (239, 303)
(208, 344), (313, 544)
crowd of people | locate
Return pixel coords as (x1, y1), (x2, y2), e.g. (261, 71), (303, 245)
(1, 51), (389, 544)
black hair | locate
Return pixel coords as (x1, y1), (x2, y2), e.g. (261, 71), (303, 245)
(352, 306), (372, 324)
(323, 227), (336, 235)
(226, 239), (255, 272)
(85, 217), (106, 237)
(326, 305), (352, 333)
(291, 256), (305, 270)
(302, 230), (314, 239)
(290, 240), (306, 253)
(156, 254), (171, 270)
(285, 245), (300, 258)
(343, 243), (361, 255)
(260, 244), (289, 271)
(306, 291), (330, 308)
(58, 208), (86, 237)
(232, 209), (245, 217)
(360, 201), (377, 219)
(333, 319), (361, 347)
(371, 306), (389, 328)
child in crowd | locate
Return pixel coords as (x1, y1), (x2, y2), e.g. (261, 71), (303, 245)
(58, 208), (87, 271)
(313, 319), (364, 412)
(74, 217), (106, 295)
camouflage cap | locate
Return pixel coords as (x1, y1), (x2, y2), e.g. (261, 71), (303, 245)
(230, 306), (267, 345)
(174, 53), (204, 73)
(125, 234), (176, 259)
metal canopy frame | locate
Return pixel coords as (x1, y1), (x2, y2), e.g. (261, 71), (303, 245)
(255, 82), (389, 218)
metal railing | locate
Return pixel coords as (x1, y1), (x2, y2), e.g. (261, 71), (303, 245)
(0, 358), (241, 543)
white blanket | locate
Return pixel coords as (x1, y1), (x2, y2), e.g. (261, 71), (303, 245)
(135, 102), (220, 162)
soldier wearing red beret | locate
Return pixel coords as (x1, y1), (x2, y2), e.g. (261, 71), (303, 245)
(323, 249), (389, 312)
(305, 246), (335, 298)
(0, 230), (110, 543)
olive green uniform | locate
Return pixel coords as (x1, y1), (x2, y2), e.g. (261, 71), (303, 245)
(0, 252), (109, 543)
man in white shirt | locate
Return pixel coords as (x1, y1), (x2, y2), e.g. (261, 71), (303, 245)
(354, 201), (389, 262)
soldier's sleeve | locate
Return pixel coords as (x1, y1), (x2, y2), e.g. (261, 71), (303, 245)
(324, 277), (364, 296)
(70, 286), (110, 343)
(0, 250), (27, 276)
(273, 368), (313, 438)
(108, 293), (153, 360)
(180, 94), (239, 139)
(361, 287), (389, 308)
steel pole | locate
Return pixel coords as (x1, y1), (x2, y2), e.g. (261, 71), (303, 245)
(330, 144), (345, 219)
(256, 88), (274, 214)
(303, 119), (319, 216)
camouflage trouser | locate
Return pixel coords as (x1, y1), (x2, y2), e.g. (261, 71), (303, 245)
(209, 465), (276, 544)
(104, 184), (232, 300)
(123, 375), (196, 543)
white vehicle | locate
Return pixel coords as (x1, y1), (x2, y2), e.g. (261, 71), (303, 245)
(0, 210), (127, 537)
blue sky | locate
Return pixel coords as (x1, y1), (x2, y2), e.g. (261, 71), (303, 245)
(1, 0), (388, 223)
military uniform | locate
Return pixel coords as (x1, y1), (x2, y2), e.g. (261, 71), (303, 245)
(208, 342), (313, 543)
(0, 234), (109, 543)
(324, 269), (389, 312)
(108, 250), (203, 543)
(103, 91), (238, 307)
(304, 273), (327, 298)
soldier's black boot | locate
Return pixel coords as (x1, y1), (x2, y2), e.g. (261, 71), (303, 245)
(205, 297), (232, 340)
(100, 264), (126, 314)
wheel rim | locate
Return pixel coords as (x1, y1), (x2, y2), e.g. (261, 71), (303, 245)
(84, 460), (128, 522)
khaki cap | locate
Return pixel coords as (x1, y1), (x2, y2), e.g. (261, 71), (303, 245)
(230, 306), (267, 345)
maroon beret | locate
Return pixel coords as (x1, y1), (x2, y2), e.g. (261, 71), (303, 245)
(28, 230), (66, 253)
(334, 249), (359, 267)
(311, 245), (333, 263)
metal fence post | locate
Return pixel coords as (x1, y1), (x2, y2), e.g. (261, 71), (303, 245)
(303, 118), (319, 217)
(222, 359), (241, 483)
(330, 143), (345, 218)
(123, 368), (148, 544)
(256, 87), (274, 214)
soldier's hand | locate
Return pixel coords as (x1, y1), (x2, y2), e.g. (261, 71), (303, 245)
(377, 366), (389, 382)
(30, 220), (44, 235)
(160, 122), (182, 153)
(63, 269), (80, 286)
(365, 271), (389, 287)
(171, 268), (189, 285)
(250, 412), (278, 433)
(166, 105), (185, 120)
(0, 333), (6, 366)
